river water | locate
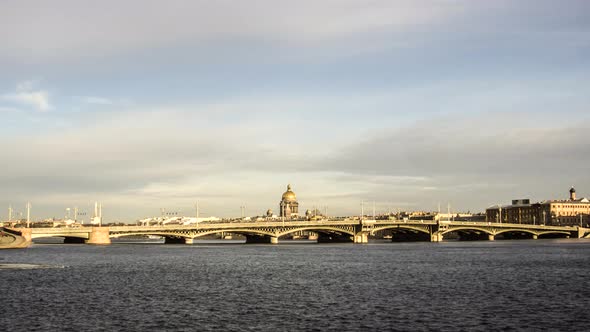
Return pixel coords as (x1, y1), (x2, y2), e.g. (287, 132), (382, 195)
(1, 239), (589, 331)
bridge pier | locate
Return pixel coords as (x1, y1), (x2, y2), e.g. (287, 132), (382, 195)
(354, 232), (368, 244)
(86, 227), (111, 245)
(431, 233), (443, 242)
(488, 234), (495, 241)
(532, 234), (538, 240)
(185, 238), (194, 244)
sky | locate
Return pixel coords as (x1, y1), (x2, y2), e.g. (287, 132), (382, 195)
(1, 0), (589, 221)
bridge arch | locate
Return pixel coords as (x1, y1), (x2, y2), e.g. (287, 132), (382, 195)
(439, 227), (494, 241)
(192, 229), (277, 239)
(110, 229), (278, 240)
(111, 232), (185, 239)
(276, 226), (355, 239)
(371, 225), (431, 236)
(493, 229), (539, 240)
(492, 229), (571, 239)
(536, 231), (571, 238)
(440, 227), (494, 236)
(31, 234), (88, 243)
(31, 234), (89, 240)
(371, 225), (432, 242)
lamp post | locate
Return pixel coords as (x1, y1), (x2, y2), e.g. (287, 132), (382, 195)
(360, 200), (364, 222)
(195, 201), (199, 230)
(26, 202), (31, 228)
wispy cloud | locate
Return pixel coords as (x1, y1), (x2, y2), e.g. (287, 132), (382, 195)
(1, 80), (51, 112)
(80, 96), (113, 105)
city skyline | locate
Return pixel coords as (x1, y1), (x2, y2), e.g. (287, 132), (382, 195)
(1, 1), (589, 220)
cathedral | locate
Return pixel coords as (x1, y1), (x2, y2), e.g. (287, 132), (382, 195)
(279, 184), (299, 218)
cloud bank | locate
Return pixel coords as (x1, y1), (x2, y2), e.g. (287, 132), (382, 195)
(0, 1), (589, 220)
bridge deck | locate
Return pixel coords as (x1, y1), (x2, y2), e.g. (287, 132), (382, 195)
(27, 220), (577, 235)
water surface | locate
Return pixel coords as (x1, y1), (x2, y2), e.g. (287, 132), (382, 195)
(1, 239), (589, 331)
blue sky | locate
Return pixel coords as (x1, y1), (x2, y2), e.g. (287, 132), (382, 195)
(1, 0), (589, 221)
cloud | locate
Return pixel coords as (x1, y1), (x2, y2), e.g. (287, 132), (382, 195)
(0, 73), (589, 219)
(1, 102), (588, 219)
(80, 96), (113, 105)
(0, 0), (470, 61)
(0, 106), (20, 113)
(16, 79), (39, 91)
(1, 80), (51, 112)
(2, 0), (588, 65)
(3, 91), (51, 112)
(323, 112), (590, 178)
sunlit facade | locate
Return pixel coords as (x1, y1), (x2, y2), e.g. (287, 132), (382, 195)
(486, 187), (590, 226)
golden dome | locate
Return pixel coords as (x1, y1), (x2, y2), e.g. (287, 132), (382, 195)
(281, 184), (297, 201)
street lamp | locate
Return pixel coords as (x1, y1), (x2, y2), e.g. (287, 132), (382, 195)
(360, 200), (364, 222)
(26, 202), (31, 228)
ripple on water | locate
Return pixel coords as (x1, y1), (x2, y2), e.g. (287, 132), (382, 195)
(0, 263), (65, 270)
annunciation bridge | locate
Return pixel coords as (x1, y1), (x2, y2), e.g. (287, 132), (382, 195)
(11, 219), (590, 245)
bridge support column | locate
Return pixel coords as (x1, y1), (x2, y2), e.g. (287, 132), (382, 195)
(185, 238), (194, 244)
(354, 232), (368, 244)
(431, 233), (443, 242)
(86, 227), (111, 245)
(488, 234), (495, 241)
(532, 234), (538, 240)
(270, 236), (279, 244)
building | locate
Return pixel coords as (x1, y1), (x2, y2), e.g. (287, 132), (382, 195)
(486, 187), (590, 227)
(279, 184), (299, 218)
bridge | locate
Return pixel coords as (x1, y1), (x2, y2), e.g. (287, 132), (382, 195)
(10, 219), (590, 246)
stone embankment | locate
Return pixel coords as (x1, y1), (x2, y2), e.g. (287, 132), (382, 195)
(0, 228), (31, 249)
